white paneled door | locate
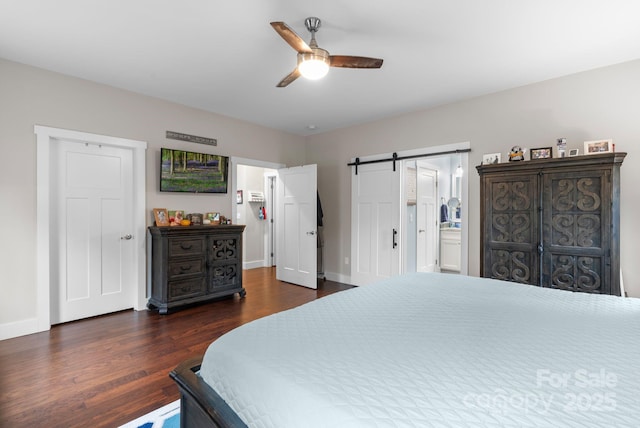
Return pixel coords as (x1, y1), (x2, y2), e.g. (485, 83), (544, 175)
(276, 164), (317, 289)
(350, 162), (401, 285)
(51, 140), (135, 324)
(416, 162), (438, 272)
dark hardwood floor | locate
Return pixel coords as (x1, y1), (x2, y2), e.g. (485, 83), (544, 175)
(0, 267), (353, 428)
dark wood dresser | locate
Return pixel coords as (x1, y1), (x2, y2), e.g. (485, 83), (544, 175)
(477, 152), (625, 295)
(148, 225), (246, 313)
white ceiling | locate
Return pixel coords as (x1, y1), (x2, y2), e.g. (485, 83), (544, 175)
(2, 1), (640, 136)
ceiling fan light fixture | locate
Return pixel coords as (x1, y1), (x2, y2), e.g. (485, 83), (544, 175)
(298, 49), (330, 80)
(271, 18), (383, 87)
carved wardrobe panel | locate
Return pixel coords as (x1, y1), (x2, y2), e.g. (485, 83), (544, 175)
(477, 153), (625, 296)
(483, 173), (539, 284)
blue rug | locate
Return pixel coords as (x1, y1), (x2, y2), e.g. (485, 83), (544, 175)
(119, 399), (180, 428)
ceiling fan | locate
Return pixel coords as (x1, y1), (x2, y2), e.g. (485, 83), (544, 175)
(270, 17), (384, 87)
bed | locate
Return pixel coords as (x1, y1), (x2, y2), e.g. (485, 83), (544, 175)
(170, 272), (640, 427)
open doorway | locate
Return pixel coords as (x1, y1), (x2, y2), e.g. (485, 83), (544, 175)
(403, 153), (465, 275)
(232, 157), (319, 288)
(231, 158), (283, 270)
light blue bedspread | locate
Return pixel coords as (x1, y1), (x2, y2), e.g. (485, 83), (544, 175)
(200, 273), (640, 427)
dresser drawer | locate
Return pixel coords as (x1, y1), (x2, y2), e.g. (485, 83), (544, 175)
(168, 258), (205, 280)
(168, 278), (206, 301)
(169, 237), (205, 257)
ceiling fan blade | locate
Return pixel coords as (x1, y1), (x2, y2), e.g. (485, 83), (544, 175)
(330, 55), (384, 69)
(270, 22), (312, 53)
(276, 68), (301, 87)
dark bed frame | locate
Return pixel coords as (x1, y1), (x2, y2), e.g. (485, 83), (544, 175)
(170, 356), (248, 428)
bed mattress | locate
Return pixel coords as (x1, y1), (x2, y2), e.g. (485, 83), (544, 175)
(200, 272), (640, 427)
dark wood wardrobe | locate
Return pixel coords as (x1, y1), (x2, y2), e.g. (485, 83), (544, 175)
(477, 152), (625, 295)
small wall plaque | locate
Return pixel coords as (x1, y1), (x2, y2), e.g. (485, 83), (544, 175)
(166, 131), (217, 146)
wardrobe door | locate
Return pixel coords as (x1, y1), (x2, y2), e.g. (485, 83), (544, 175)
(482, 172), (540, 285)
(541, 169), (611, 294)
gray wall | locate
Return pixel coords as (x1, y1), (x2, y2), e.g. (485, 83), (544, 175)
(307, 59), (640, 297)
(0, 58), (305, 331)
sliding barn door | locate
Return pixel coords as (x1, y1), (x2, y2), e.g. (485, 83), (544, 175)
(350, 162), (401, 285)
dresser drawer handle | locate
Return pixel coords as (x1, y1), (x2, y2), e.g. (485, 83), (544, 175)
(180, 244), (193, 250)
(180, 265), (192, 271)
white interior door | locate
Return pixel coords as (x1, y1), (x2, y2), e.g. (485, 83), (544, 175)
(351, 162), (401, 285)
(51, 140), (135, 323)
(276, 164), (317, 289)
(266, 174), (276, 267)
(416, 163), (438, 272)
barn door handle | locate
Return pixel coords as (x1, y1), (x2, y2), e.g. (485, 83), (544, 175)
(393, 228), (398, 249)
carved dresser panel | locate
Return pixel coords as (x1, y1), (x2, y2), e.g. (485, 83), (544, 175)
(148, 224), (246, 313)
(477, 153), (625, 295)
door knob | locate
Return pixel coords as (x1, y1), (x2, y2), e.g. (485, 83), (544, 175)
(418, 229), (425, 233)
(307, 231), (316, 235)
(121, 234), (133, 240)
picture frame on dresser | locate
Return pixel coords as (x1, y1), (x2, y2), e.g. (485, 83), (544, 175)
(206, 212), (221, 225)
(153, 208), (170, 226)
(188, 213), (203, 226)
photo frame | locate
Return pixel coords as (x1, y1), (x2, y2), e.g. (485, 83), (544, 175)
(206, 212), (221, 225)
(237, 190), (243, 204)
(530, 147), (553, 160)
(153, 208), (170, 226)
(168, 210), (184, 224)
(187, 213), (203, 226)
(482, 153), (501, 165)
(584, 139), (613, 155)
(568, 148), (579, 157)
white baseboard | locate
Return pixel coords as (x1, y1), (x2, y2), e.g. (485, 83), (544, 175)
(323, 271), (353, 286)
(244, 260), (268, 270)
(0, 317), (45, 341)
